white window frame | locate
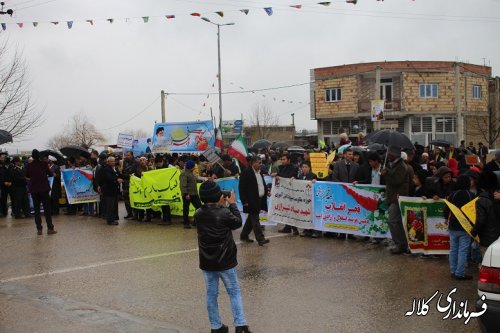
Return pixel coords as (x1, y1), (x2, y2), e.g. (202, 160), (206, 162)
(325, 88), (342, 102)
(472, 85), (481, 99)
(419, 83), (438, 98)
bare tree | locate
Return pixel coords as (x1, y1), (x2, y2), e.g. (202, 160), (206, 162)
(123, 128), (151, 139)
(0, 38), (44, 138)
(46, 114), (106, 150)
(473, 108), (500, 148)
(246, 102), (279, 140)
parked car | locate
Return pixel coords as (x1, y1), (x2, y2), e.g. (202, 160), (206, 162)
(477, 238), (500, 332)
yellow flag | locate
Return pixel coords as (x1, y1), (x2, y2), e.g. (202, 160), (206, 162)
(444, 199), (479, 242)
(461, 197), (478, 224)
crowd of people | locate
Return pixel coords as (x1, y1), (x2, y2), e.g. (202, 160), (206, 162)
(1, 135), (500, 332)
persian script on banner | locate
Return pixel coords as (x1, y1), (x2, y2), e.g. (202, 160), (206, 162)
(398, 196), (450, 255)
(216, 176), (277, 226)
(313, 182), (390, 237)
(62, 168), (99, 204)
(268, 178), (314, 229)
(129, 168), (197, 217)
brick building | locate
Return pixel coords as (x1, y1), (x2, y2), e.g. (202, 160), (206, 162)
(310, 61), (493, 148)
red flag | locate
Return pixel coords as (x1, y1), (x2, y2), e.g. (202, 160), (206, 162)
(215, 128), (224, 153)
(190, 13), (201, 17)
(165, 15), (175, 19)
(86, 20), (94, 25)
(290, 5), (302, 9)
(17, 23), (23, 28)
(227, 135), (248, 166)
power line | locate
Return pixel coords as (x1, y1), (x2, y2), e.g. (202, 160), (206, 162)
(15, 0), (58, 11)
(98, 96), (160, 131)
(166, 81), (312, 96)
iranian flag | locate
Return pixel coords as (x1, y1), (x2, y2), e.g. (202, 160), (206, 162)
(215, 128), (224, 152)
(227, 135), (248, 166)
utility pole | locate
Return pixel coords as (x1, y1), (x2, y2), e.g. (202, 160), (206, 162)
(161, 90), (166, 123)
(291, 113), (295, 127)
(373, 66), (381, 131)
(455, 63), (463, 144)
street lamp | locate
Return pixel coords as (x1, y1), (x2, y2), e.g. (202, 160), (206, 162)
(201, 17), (235, 130)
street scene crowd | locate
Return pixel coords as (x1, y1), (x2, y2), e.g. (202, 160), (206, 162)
(1, 132), (500, 333)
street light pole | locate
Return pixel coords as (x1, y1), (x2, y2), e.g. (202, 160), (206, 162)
(201, 17), (235, 130)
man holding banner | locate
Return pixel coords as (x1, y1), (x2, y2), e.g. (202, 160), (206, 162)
(98, 157), (123, 226)
(382, 146), (410, 255)
(239, 155), (269, 246)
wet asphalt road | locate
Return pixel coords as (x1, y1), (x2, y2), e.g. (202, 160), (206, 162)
(0, 205), (482, 333)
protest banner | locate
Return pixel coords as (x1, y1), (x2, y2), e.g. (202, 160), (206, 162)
(444, 199), (479, 242)
(313, 181), (389, 237)
(125, 137), (153, 156)
(202, 146), (222, 165)
(268, 178), (313, 229)
(152, 120), (215, 153)
(117, 133), (134, 148)
(129, 168), (198, 216)
(371, 99), (385, 121)
(62, 168), (99, 204)
(465, 154), (480, 165)
(309, 152), (328, 179)
(216, 176), (276, 226)
(398, 196), (449, 255)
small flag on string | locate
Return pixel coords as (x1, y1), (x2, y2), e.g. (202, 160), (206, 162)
(318, 2), (331, 5)
(107, 18), (114, 23)
(32, 22), (38, 27)
(215, 11), (224, 17)
(142, 16), (149, 23)
(190, 13), (201, 17)
(51, 21), (59, 25)
(203, 102), (206, 107)
(212, 83), (215, 87)
(67, 21), (73, 29)
(264, 7), (273, 16)
(17, 23), (23, 28)
(165, 15), (175, 19)
(86, 20), (94, 25)
(290, 5), (302, 9)
(346, 0), (357, 4)
(240, 9), (249, 15)
(1, 23), (6, 30)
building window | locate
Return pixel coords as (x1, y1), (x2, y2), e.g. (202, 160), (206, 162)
(435, 117), (456, 133)
(473, 85), (481, 99)
(419, 83), (438, 98)
(325, 88), (341, 102)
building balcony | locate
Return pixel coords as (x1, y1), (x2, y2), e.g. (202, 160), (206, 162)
(358, 99), (402, 113)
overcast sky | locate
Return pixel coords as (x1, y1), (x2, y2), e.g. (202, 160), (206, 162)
(1, 0), (499, 153)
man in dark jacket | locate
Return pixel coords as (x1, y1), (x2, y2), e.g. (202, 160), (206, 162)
(472, 171), (500, 249)
(354, 152), (384, 185)
(382, 146), (410, 255)
(26, 149), (56, 235)
(6, 157), (30, 219)
(238, 155), (269, 246)
(483, 150), (500, 174)
(194, 181), (252, 333)
(427, 166), (456, 200)
(120, 151), (137, 219)
(330, 148), (359, 183)
(98, 156), (123, 225)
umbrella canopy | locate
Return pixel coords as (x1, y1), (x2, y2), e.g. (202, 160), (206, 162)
(287, 146), (305, 153)
(272, 141), (289, 150)
(365, 130), (414, 150)
(60, 145), (91, 159)
(337, 143), (352, 154)
(429, 139), (453, 147)
(40, 149), (66, 165)
(0, 129), (13, 145)
(350, 146), (367, 153)
(251, 139), (272, 150)
(367, 143), (386, 152)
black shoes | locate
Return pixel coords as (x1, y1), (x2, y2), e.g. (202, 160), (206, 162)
(235, 325), (252, 333)
(183, 224), (192, 229)
(453, 274), (473, 280)
(278, 228), (291, 233)
(240, 238), (254, 243)
(211, 324), (228, 333)
(124, 214), (133, 220)
(258, 239), (270, 246)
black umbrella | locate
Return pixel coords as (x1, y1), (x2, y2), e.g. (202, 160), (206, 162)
(272, 141), (289, 149)
(429, 139), (452, 147)
(365, 130), (414, 150)
(350, 146), (367, 153)
(367, 143), (386, 152)
(0, 129), (13, 145)
(60, 145), (91, 159)
(251, 139), (272, 150)
(40, 150), (66, 165)
(287, 146), (305, 153)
